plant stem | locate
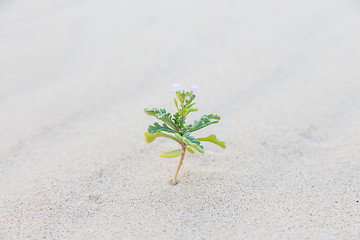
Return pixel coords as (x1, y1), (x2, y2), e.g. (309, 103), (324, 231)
(172, 145), (186, 185)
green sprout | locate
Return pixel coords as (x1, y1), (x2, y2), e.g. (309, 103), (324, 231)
(144, 85), (226, 185)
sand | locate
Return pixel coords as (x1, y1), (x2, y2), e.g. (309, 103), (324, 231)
(0, 0), (360, 239)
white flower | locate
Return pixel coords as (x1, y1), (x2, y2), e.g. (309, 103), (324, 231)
(190, 85), (198, 93)
(172, 84), (183, 92)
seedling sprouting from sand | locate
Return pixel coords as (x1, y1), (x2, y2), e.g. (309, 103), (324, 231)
(144, 85), (226, 185)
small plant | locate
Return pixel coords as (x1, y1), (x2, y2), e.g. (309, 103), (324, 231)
(144, 85), (226, 185)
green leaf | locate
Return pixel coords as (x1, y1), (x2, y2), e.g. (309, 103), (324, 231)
(188, 94), (195, 104)
(187, 114), (220, 133)
(176, 91), (184, 103)
(175, 133), (204, 153)
(159, 149), (183, 158)
(144, 108), (177, 130)
(148, 122), (178, 134)
(186, 147), (195, 154)
(144, 108), (161, 116)
(207, 114), (221, 120)
(144, 132), (179, 143)
(173, 112), (186, 130)
(188, 103), (196, 108)
(156, 112), (177, 130)
(174, 98), (179, 111)
(195, 134), (226, 149)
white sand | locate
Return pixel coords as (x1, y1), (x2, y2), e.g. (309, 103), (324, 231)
(1, 0), (360, 239)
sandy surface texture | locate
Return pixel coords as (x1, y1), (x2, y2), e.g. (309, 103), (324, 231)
(1, 0), (360, 239)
